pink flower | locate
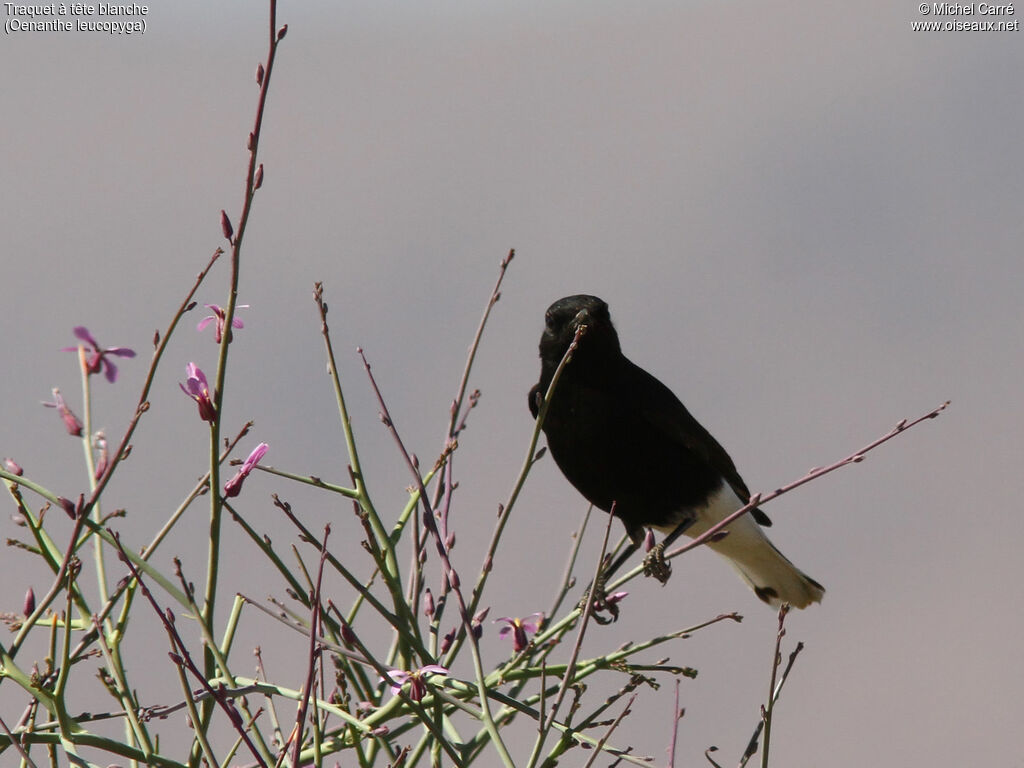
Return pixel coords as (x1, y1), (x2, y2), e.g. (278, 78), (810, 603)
(179, 363), (216, 423)
(495, 613), (544, 653)
(197, 304), (247, 343)
(223, 442), (268, 498)
(42, 388), (83, 436)
(382, 665), (448, 702)
(62, 326), (135, 383)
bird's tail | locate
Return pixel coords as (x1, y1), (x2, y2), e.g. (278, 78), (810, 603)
(686, 486), (825, 609)
(710, 529), (825, 609)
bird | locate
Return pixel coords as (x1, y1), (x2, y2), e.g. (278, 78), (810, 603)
(528, 294), (824, 609)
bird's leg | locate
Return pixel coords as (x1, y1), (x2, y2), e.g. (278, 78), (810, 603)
(577, 552), (622, 624)
(600, 535), (642, 582)
(576, 525), (644, 623)
(642, 515), (695, 585)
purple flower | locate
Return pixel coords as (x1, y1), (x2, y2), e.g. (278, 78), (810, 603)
(496, 613), (544, 653)
(62, 326), (135, 383)
(42, 388), (83, 436)
(3, 458), (24, 476)
(179, 363), (217, 423)
(197, 304), (248, 343)
(223, 442), (268, 498)
(382, 664), (448, 702)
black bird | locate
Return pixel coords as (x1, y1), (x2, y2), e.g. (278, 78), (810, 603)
(529, 295), (824, 608)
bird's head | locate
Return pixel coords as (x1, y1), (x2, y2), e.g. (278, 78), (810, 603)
(539, 294), (621, 364)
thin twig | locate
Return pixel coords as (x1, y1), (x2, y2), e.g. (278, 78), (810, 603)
(289, 525), (330, 768)
(668, 679), (683, 768)
(7, 508), (90, 662)
(758, 604), (789, 768)
(612, 401), (951, 589)
(312, 283), (405, 619)
(737, 633), (804, 768)
(547, 504), (593, 623)
(458, 323), (588, 663)
(581, 693), (637, 768)
(357, 347), (515, 767)
(525, 508), (616, 768)
(201, 2), (287, 745)
(445, 248), (515, 443)
(269, 494), (431, 661)
(0, 714), (39, 767)
(108, 531), (269, 768)
(83, 247), (224, 517)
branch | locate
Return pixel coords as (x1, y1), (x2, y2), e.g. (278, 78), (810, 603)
(289, 524), (330, 768)
(108, 532), (269, 768)
(644, 401), (951, 577)
(357, 348), (516, 767)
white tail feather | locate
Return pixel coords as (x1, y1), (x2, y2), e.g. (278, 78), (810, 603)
(658, 484), (824, 609)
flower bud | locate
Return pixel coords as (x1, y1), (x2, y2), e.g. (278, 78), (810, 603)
(644, 528), (656, 552)
(339, 621), (356, 646)
(220, 210), (234, 242)
(56, 497), (77, 519)
(440, 627), (456, 654)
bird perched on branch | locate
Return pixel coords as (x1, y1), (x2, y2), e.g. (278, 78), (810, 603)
(528, 294), (823, 609)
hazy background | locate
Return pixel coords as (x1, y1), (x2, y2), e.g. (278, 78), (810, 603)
(3, 1), (1022, 765)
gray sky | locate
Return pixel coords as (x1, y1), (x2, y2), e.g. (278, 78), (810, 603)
(3, 2), (1022, 765)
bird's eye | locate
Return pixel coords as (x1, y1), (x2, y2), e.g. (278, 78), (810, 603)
(544, 310), (555, 328)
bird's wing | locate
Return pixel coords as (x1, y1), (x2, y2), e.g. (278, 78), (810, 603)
(629, 360), (773, 527)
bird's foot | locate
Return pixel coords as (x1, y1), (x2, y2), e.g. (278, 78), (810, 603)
(642, 541), (672, 584)
(577, 561), (628, 624)
(581, 586), (621, 625)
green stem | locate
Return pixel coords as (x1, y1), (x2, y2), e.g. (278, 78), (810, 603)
(75, 346), (111, 617)
(453, 323), (586, 667)
(760, 605), (789, 768)
(92, 618), (153, 757)
(197, 3), (284, 749)
(314, 285), (400, 582)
